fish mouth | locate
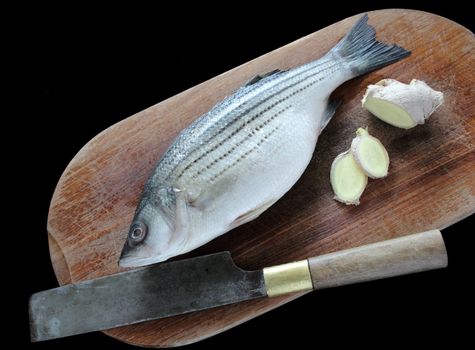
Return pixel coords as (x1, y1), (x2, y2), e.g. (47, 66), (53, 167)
(118, 240), (144, 268)
(118, 240), (132, 264)
(118, 256), (148, 268)
(118, 255), (170, 268)
(118, 241), (169, 268)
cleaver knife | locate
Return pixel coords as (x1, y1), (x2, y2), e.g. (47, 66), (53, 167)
(29, 229), (447, 342)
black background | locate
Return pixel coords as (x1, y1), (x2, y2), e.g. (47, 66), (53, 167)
(20, 1), (473, 349)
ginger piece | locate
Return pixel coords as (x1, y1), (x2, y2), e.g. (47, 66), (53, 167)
(362, 79), (443, 129)
(350, 128), (389, 179)
(330, 151), (368, 205)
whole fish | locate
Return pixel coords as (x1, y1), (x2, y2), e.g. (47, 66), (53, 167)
(119, 15), (409, 267)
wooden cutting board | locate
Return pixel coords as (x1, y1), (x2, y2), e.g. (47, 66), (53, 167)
(47, 9), (475, 347)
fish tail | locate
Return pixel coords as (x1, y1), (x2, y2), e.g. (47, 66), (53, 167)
(332, 14), (410, 77)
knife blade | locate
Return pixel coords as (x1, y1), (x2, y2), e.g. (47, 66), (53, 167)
(29, 229), (447, 342)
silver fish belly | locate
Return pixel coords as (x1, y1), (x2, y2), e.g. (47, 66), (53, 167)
(165, 59), (343, 244)
(119, 15), (409, 267)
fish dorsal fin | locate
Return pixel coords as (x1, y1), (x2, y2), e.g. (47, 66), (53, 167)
(244, 69), (283, 86)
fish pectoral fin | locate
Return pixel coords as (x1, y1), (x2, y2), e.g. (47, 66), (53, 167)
(320, 99), (342, 131)
(244, 69), (284, 86)
(230, 200), (276, 229)
(188, 198), (212, 211)
(172, 188), (191, 232)
(182, 188), (212, 211)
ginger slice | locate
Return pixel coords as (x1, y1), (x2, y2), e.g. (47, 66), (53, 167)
(362, 79), (444, 129)
(330, 151), (368, 205)
(350, 128), (389, 179)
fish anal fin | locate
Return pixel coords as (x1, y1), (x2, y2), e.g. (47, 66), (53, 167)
(230, 200), (276, 229)
(320, 99), (341, 131)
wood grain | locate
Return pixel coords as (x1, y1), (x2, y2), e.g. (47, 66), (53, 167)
(47, 9), (475, 347)
(308, 230), (448, 289)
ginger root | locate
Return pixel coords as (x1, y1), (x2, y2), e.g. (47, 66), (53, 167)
(362, 79), (444, 129)
(330, 151), (368, 205)
(350, 128), (389, 179)
(331, 128), (389, 205)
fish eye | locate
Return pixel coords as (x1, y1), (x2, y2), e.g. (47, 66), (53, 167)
(129, 222), (147, 243)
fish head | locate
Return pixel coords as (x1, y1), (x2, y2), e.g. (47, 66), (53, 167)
(118, 196), (176, 268)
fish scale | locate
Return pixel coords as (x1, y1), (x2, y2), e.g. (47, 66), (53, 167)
(187, 106), (289, 182)
(175, 61), (339, 183)
(159, 59), (334, 182)
(119, 15), (410, 267)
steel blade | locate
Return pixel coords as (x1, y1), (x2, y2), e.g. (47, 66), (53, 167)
(29, 252), (266, 342)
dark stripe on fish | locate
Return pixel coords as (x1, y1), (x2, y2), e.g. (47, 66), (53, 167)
(192, 105), (292, 179)
(209, 125), (280, 183)
(174, 63), (338, 180)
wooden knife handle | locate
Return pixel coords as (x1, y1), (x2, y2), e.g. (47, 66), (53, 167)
(263, 230), (447, 297)
(308, 229), (447, 290)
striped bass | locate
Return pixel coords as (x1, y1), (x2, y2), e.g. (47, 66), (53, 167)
(119, 15), (410, 267)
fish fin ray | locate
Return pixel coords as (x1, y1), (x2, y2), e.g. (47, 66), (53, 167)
(332, 14), (410, 77)
(230, 200), (276, 228)
(320, 99), (341, 131)
(186, 190), (211, 210)
(172, 188), (190, 237)
(244, 69), (284, 86)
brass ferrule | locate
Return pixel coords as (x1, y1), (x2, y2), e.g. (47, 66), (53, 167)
(263, 260), (313, 297)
